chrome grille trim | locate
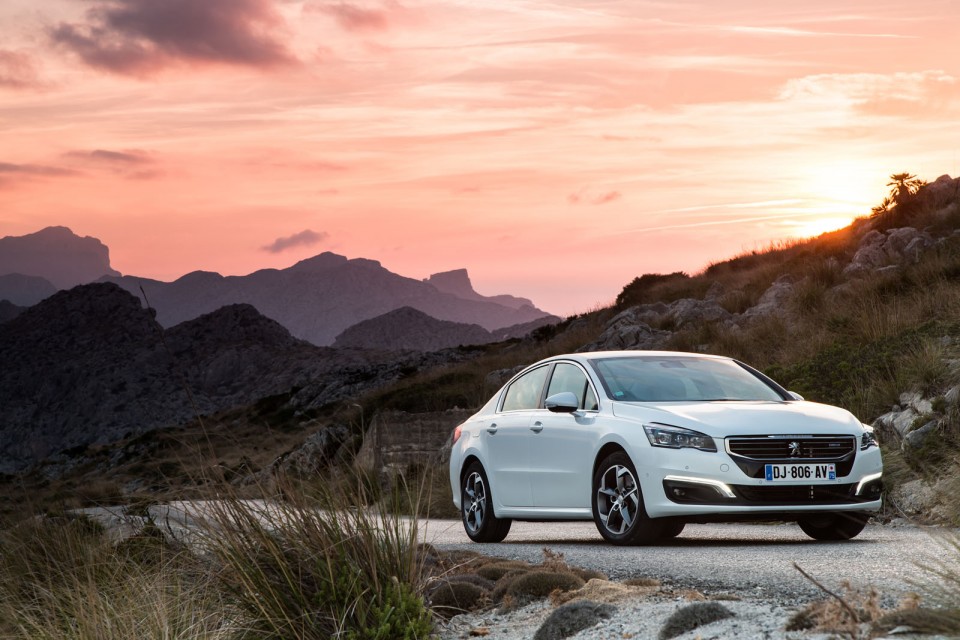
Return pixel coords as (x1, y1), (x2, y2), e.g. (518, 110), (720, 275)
(725, 435), (856, 461)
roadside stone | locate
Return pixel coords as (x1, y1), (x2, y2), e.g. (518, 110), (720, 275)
(533, 600), (615, 640)
(659, 602), (734, 640)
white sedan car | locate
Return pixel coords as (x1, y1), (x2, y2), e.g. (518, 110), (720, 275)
(449, 351), (883, 545)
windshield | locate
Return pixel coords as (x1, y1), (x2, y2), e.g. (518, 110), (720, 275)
(591, 356), (785, 402)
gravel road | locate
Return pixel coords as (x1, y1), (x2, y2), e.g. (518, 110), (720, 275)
(424, 519), (958, 639)
(424, 519), (948, 601)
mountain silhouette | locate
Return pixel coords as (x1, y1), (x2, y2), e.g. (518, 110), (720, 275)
(0, 226), (120, 290)
(104, 252), (552, 346)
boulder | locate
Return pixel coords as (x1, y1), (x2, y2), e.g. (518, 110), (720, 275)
(740, 275), (794, 322)
(667, 298), (731, 329)
(579, 306), (670, 351)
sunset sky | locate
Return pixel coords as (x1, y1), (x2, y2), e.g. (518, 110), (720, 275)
(2, 0), (959, 315)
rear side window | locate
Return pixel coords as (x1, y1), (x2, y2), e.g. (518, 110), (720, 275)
(546, 362), (599, 410)
(501, 365), (550, 411)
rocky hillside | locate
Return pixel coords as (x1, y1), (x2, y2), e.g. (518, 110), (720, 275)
(0, 283), (479, 474)
(103, 253), (552, 346)
(0, 226), (119, 290)
(333, 306), (560, 351)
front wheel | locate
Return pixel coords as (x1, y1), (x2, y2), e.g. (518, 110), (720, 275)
(592, 451), (662, 545)
(797, 512), (869, 541)
(461, 462), (511, 543)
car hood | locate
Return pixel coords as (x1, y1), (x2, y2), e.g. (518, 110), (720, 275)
(610, 400), (862, 435)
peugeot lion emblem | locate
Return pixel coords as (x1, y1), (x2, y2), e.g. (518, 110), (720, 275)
(788, 441), (801, 457)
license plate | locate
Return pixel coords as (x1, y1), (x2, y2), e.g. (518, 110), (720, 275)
(764, 463), (836, 482)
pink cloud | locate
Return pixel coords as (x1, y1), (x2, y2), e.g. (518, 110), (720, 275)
(262, 229), (330, 253)
(50, 0), (296, 76)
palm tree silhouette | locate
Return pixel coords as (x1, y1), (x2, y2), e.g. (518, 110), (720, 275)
(886, 172), (925, 205)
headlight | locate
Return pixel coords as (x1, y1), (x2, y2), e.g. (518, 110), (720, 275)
(643, 424), (717, 452)
(860, 427), (878, 450)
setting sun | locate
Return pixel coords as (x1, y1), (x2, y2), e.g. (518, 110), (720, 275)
(790, 216), (857, 239)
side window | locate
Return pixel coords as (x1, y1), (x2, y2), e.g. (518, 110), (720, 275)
(546, 363), (599, 411)
(501, 366), (550, 412)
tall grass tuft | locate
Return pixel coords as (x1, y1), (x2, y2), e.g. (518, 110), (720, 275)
(196, 475), (433, 639)
(0, 514), (231, 639)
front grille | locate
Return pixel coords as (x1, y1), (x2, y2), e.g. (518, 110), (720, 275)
(725, 435), (857, 479)
(732, 483), (859, 505)
(727, 436), (856, 460)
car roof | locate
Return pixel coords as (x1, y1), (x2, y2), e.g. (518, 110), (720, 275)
(541, 350), (733, 365)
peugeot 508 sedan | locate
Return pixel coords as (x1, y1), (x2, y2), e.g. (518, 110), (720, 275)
(449, 351), (883, 545)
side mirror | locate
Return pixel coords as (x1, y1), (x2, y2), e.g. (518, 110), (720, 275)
(545, 391), (580, 413)
(788, 391), (804, 401)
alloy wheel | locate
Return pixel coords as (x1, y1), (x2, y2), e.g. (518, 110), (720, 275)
(463, 471), (487, 534)
(596, 464), (640, 535)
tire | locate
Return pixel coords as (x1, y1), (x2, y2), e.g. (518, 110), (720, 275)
(592, 451), (662, 545)
(797, 512), (869, 541)
(461, 462), (511, 543)
(659, 519), (685, 540)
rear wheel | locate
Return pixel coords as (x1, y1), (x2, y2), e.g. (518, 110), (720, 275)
(461, 462), (511, 543)
(592, 451), (662, 545)
(797, 512), (869, 541)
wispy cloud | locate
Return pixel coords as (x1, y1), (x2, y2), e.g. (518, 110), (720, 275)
(262, 229), (329, 253)
(308, 1), (398, 32)
(0, 161), (80, 188)
(724, 25), (915, 39)
(49, 0), (297, 76)
(64, 149), (153, 165)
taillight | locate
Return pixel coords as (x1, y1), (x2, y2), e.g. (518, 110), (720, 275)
(452, 426), (462, 444)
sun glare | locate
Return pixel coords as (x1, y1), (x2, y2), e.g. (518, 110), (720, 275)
(791, 216), (854, 239)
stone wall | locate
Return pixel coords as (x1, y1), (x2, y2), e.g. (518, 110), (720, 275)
(355, 409), (473, 477)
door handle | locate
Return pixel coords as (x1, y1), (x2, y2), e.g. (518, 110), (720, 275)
(530, 421), (543, 433)
(486, 423), (498, 434)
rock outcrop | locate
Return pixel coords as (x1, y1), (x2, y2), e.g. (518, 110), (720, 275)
(843, 227), (935, 276)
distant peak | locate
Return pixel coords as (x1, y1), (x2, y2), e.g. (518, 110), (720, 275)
(288, 252), (349, 272)
(425, 268), (475, 297)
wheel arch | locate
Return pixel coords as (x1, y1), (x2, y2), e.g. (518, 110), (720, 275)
(460, 454), (483, 483)
(593, 441), (629, 479)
